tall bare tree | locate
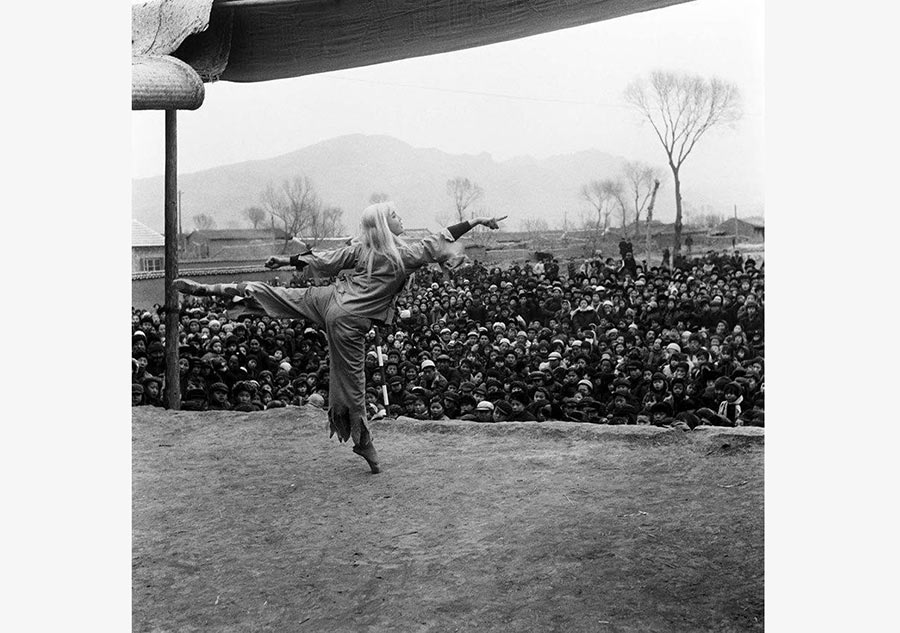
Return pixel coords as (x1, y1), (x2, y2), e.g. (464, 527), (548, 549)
(624, 70), (741, 255)
(446, 177), (484, 222)
(192, 213), (216, 231)
(243, 206), (268, 230)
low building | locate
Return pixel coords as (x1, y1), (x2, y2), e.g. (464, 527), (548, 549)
(132, 220), (165, 273)
(183, 228), (291, 259)
(711, 217), (765, 242)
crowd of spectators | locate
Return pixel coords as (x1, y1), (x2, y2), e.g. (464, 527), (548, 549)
(132, 243), (764, 430)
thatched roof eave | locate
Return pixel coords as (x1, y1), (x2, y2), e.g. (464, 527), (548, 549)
(132, 0), (695, 100)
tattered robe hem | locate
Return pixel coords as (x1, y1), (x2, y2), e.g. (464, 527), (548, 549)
(241, 282), (372, 447)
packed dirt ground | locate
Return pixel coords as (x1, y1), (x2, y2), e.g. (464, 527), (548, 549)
(133, 407), (763, 632)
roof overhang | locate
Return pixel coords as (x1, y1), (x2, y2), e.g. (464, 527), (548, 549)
(132, 0), (694, 108)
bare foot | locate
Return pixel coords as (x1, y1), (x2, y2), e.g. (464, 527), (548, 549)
(173, 279), (202, 295)
(352, 444), (381, 474)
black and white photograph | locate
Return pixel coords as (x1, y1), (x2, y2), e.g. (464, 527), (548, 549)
(128, 0), (768, 630)
(11, 0), (900, 631)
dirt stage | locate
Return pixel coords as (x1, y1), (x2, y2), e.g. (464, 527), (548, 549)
(133, 407), (763, 632)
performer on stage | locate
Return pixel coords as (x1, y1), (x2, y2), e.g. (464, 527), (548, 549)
(174, 202), (506, 474)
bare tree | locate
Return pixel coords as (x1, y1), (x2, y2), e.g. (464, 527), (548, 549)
(369, 192), (390, 204)
(581, 178), (624, 234)
(192, 213), (216, 231)
(643, 178), (662, 263)
(260, 176), (346, 250)
(623, 161), (663, 239)
(243, 206), (268, 230)
(683, 203), (724, 229)
(446, 177), (484, 222)
(519, 216), (550, 235)
(574, 209), (595, 231)
(306, 205), (346, 242)
(581, 180), (608, 232)
(602, 179), (628, 236)
(624, 70), (741, 255)
(261, 176), (322, 250)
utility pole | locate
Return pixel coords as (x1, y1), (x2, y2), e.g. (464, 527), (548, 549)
(177, 189), (184, 252)
(164, 111), (181, 410)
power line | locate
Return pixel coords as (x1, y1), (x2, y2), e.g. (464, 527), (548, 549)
(324, 75), (763, 117)
(325, 75), (626, 109)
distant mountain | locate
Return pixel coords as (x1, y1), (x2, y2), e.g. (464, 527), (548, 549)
(132, 134), (763, 235)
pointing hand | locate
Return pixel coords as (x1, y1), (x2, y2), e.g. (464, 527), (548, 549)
(483, 215), (507, 230)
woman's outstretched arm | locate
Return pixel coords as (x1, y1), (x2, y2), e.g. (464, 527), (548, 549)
(406, 215), (507, 269)
(445, 215), (506, 239)
(265, 242), (359, 277)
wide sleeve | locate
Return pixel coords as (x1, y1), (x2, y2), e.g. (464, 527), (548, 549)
(295, 243), (360, 277)
(401, 228), (466, 271)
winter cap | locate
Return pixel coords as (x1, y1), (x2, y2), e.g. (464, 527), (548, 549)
(307, 393), (325, 408)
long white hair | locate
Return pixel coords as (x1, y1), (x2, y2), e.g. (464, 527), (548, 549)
(357, 202), (404, 279)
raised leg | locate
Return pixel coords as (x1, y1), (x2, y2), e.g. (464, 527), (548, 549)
(174, 278), (247, 298)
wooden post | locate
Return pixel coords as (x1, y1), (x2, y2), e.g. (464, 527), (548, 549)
(733, 204), (739, 252)
(177, 189), (184, 252)
(164, 110), (181, 410)
(645, 179), (661, 267)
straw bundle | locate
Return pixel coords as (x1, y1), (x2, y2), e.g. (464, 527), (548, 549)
(132, 55), (205, 111)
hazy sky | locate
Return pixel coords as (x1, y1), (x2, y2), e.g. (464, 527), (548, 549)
(132, 0), (763, 182)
